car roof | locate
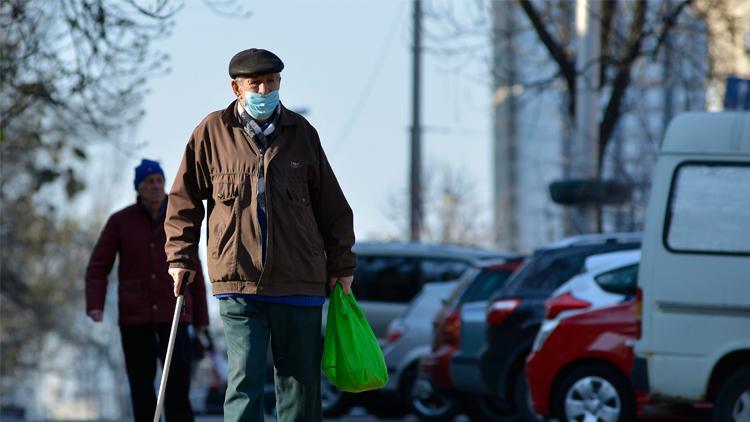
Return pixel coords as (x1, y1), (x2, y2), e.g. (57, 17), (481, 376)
(662, 112), (750, 156)
(538, 232), (641, 251)
(473, 256), (525, 269)
(404, 280), (460, 318)
(353, 241), (515, 261)
(495, 238), (640, 297)
(584, 249), (642, 273)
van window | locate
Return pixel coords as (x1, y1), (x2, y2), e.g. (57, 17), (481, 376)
(666, 164), (750, 254)
(594, 264), (638, 296)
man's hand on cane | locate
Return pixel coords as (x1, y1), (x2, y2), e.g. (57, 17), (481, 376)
(328, 275), (353, 295)
(169, 268), (196, 297)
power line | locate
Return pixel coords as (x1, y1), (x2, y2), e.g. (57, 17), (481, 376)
(330, 3), (405, 155)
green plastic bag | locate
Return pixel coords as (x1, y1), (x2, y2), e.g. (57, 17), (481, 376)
(322, 284), (388, 393)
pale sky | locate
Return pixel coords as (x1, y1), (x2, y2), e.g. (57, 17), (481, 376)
(97, 0), (494, 242)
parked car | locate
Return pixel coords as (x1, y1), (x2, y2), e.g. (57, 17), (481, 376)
(264, 241), (513, 417)
(634, 112), (750, 422)
(351, 241), (514, 341)
(476, 233), (641, 420)
(419, 258), (524, 421)
(526, 249), (646, 421)
(377, 280), (461, 418)
(543, 249), (641, 318)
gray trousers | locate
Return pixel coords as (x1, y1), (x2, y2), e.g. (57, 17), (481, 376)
(219, 297), (323, 422)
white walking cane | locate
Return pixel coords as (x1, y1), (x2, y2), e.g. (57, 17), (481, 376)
(153, 272), (189, 422)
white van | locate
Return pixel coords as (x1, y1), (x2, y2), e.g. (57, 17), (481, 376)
(634, 112), (750, 421)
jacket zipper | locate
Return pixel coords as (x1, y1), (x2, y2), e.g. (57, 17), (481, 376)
(256, 149), (266, 291)
(241, 121), (270, 293)
(256, 151), (268, 268)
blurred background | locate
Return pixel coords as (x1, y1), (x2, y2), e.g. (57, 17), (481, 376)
(1, 0), (749, 420)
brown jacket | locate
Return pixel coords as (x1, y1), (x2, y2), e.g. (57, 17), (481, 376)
(165, 101), (356, 296)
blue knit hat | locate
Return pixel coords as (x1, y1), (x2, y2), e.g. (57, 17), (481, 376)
(133, 159), (165, 189)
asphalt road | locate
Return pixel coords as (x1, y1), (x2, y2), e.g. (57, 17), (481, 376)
(195, 403), (713, 421)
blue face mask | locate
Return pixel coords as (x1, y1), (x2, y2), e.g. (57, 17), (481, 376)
(244, 90), (279, 120)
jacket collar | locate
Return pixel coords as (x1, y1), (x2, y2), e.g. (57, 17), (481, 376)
(136, 195), (168, 222)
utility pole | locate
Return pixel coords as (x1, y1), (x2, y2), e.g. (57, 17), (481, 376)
(410, 0), (423, 242)
(572, 0), (600, 233)
(492, 2), (518, 251)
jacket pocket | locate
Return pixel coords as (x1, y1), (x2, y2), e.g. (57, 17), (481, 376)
(210, 180), (239, 259)
(208, 173), (252, 284)
(214, 180), (239, 203)
(119, 278), (144, 292)
(118, 278), (147, 317)
(269, 167), (327, 283)
(282, 181), (323, 254)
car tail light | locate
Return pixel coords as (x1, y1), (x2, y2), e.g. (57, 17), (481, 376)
(544, 293), (591, 319)
(386, 322), (405, 345)
(487, 299), (520, 326)
(635, 287), (642, 339)
(420, 346), (456, 387)
(434, 307), (461, 349)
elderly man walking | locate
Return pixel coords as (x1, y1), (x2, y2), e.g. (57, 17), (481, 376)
(86, 159), (209, 422)
(164, 48), (357, 422)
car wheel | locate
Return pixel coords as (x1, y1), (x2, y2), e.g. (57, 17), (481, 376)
(464, 394), (519, 422)
(362, 393), (409, 418)
(408, 370), (460, 421)
(320, 373), (350, 417)
(552, 363), (635, 422)
(713, 367), (750, 422)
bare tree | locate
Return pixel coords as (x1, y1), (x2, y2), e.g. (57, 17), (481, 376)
(384, 161), (492, 245)
(1, 0), (177, 387)
(0, 1), (248, 413)
(420, 0), (732, 238)
(517, 0), (703, 176)
(1, 0), (179, 202)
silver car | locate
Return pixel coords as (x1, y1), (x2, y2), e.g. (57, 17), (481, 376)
(351, 241), (512, 342)
(380, 281), (460, 416)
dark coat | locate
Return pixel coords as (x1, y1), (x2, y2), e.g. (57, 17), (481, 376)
(86, 199), (209, 326)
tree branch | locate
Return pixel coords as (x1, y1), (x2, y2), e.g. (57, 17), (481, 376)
(599, 0), (616, 86)
(597, 0), (647, 174)
(517, 0), (575, 94)
(651, 0), (693, 60)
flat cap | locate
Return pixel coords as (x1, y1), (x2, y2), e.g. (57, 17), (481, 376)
(228, 48), (284, 78)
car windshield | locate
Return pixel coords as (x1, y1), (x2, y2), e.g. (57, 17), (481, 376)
(500, 255), (539, 292)
(459, 266), (518, 304)
(442, 267), (479, 308)
(499, 249), (596, 293)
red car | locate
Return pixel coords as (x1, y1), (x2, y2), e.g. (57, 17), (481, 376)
(526, 298), (650, 421)
(418, 258), (523, 420)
